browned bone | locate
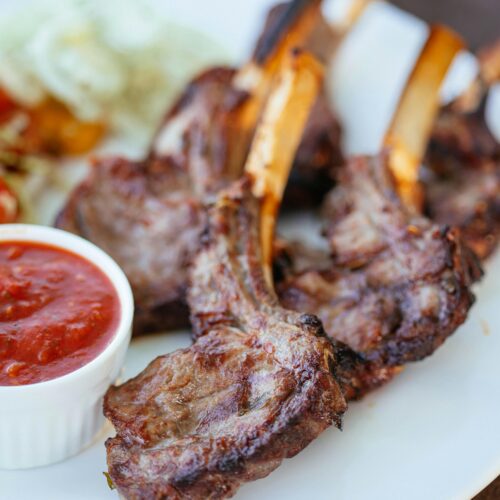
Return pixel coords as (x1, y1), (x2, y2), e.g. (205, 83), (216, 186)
(384, 25), (464, 212)
(104, 50), (346, 500)
(245, 50), (327, 282)
(276, 25), (481, 400)
(255, 1), (372, 208)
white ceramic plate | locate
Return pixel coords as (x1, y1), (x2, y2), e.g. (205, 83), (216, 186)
(1, 1), (499, 499)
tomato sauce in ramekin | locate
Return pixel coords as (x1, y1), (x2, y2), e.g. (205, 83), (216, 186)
(0, 241), (120, 386)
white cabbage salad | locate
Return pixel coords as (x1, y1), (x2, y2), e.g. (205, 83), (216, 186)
(0, 0), (228, 142)
(0, 0), (229, 224)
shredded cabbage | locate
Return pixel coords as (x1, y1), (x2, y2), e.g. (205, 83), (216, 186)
(0, 0), (228, 143)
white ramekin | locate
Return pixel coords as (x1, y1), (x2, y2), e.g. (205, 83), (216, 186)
(0, 224), (134, 469)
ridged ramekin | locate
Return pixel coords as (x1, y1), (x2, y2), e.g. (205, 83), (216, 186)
(0, 224), (134, 469)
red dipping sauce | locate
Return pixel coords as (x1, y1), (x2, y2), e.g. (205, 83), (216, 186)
(0, 241), (120, 386)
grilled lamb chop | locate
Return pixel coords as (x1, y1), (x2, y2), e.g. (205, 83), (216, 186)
(104, 181), (346, 499)
(423, 42), (500, 260)
(277, 26), (481, 400)
(56, 0), (327, 334)
(104, 51), (346, 499)
(278, 153), (480, 399)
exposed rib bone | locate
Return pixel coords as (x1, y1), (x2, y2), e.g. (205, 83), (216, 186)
(245, 50), (324, 283)
(253, 0), (323, 67)
(384, 25), (464, 212)
(228, 1), (323, 179)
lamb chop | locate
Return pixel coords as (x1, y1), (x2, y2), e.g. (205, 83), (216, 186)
(56, 0), (327, 334)
(276, 26), (481, 400)
(104, 50), (346, 499)
(423, 40), (500, 260)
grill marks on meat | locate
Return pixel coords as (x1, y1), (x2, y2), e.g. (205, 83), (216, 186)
(424, 101), (500, 260)
(57, 68), (248, 333)
(104, 180), (346, 499)
(277, 154), (480, 400)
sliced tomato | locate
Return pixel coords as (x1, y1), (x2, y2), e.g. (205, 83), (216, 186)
(29, 99), (105, 156)
(0, 94), (104, 156)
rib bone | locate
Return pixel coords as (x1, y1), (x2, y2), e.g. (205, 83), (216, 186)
(384, 25), (464, 212)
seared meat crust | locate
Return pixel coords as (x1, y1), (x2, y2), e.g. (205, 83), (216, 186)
(278, 154), (481, 399)
(104, 180), (346, 499)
